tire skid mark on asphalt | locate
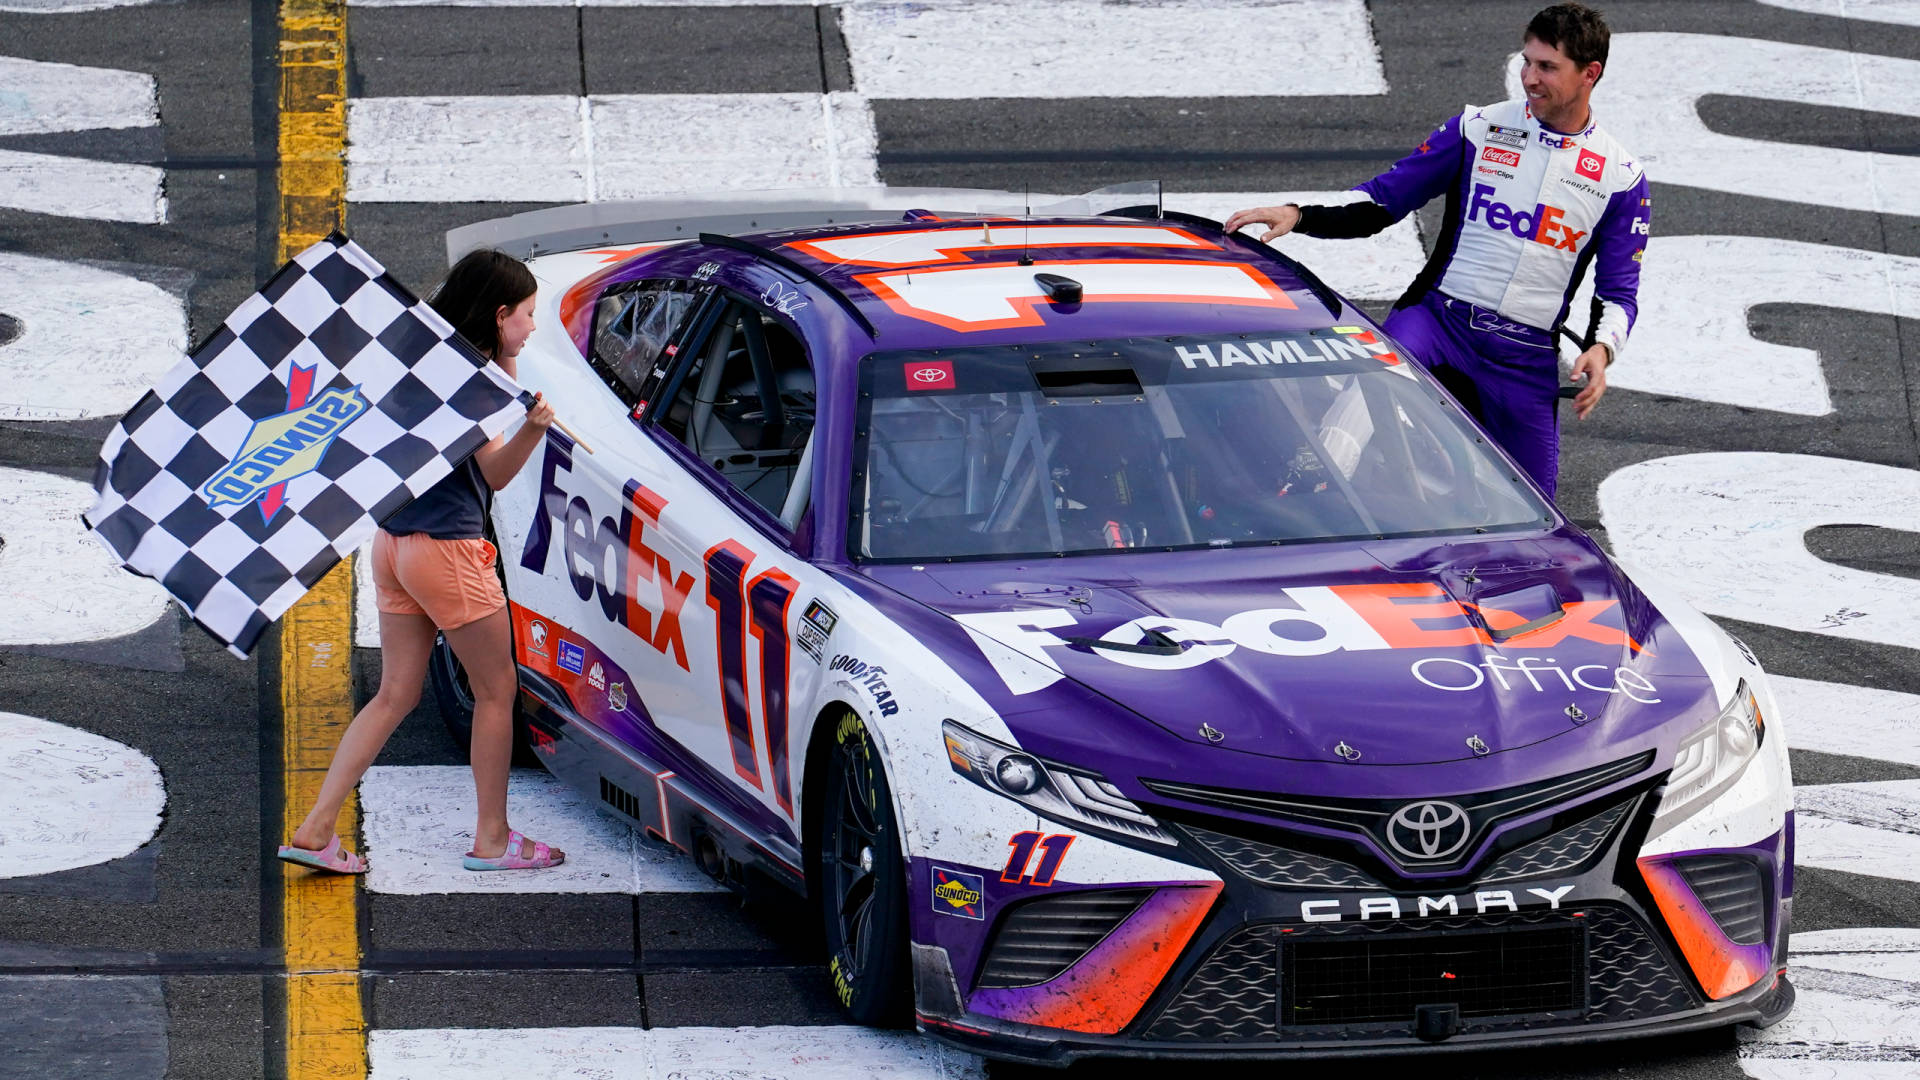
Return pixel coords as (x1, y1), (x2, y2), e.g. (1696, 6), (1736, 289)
(0, 56), (164, 222)
(357, 765), (723, 895)
(0, 712), (164, 879)
(0, 467), (171, 646)
(367, 1024), (985, 1079)
(1739, 929), (1920, 1075)
(1507, 34), (1920, 216)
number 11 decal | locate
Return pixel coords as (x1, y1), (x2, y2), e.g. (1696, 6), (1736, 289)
(1002, 830), (1075, 886)
(704, 541), (798, 814)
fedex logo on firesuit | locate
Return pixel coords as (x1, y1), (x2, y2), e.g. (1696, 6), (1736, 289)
(1467, 183), (1586, 251)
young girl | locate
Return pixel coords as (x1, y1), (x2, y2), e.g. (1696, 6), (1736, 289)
(279, 249), (563, 873)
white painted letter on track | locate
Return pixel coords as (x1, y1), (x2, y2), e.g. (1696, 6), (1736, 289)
(1558, 236), (1920, 416)
(0, 252), (187, 422)
(0, 467), (171, 646)
(1599, 453), (1920, 650)
(1507, 33), (1920, 215)
(0, 58), (165, 223)
(0, 713), (163, 878)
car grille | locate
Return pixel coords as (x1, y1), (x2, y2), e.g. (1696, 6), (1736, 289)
(1281, 921), (1584, 1025)
(1142, 751), (1653, 876)
(1143, 904), (1698, 1042)
(1183, 826), (1382, 890)
(1478, 799), (1633, 883)
(1673, 855), (1768, 945)
(974, 888), (1150, 989)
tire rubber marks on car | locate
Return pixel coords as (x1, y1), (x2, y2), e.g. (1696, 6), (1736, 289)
(0, 712), (163, 879)
(0, 251), (187, 422)
(0, 467), (171, 646)
(858, 259), (1297, 332)
(1738, 928), (1920, 1076)
(1507, 34), (1920, 216)
(346, 93), (877, 203)
(0, 57), (164, 223)
(1556, 236), (1920, 417)
(1598, 452), (1920, 651)
(1001, 830), (1073, 887)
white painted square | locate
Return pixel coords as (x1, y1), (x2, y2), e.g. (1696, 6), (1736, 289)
(1793, 779), (1920, 884)
(1163, 191), (1424, 302)
(358, 765), (722, 894)
(590, 92), (878, 198)
(841, 0), (1387, 99)
(347, 96), (588, 203)
(369, 1025), (987, 1080)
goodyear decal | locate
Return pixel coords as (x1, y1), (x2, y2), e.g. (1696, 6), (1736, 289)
(202, 385), (369, 510)
(930, 865), (984, 920)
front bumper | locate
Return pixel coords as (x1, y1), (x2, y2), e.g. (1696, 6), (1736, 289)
(913, 787), (1793, 1065)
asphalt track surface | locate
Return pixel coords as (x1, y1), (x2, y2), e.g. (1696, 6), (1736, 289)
(3, 1), (1920, 1077)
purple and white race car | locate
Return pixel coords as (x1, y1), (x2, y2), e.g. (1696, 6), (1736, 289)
(431, 188), (1794, 1063)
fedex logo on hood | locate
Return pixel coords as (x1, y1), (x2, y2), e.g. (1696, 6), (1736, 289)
(1467, 184), (1586, 251)
(954, 583), (1637, 695)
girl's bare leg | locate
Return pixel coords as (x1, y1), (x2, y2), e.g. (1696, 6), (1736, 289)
(442, 606), (517, 859)
(289, 610), (437, 851)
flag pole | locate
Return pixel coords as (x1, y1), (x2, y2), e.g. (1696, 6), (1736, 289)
(550, 416), (594, 455)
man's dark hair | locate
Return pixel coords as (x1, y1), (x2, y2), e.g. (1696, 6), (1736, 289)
(1526, 3), (1610, 74)
(430, 248), (537, 360)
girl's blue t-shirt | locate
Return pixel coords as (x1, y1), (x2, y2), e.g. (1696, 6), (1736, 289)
(383, 458), (490, 540)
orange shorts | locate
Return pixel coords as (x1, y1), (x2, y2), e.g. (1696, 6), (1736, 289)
(369, 530), (506, 631)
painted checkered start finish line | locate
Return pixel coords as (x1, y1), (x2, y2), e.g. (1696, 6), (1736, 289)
(84, 235), (530, 657)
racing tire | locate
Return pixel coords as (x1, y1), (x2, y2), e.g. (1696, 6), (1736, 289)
(814, 712), (913, 1027)
(429, 632), (538, 766)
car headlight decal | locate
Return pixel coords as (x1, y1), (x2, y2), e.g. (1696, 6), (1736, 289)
(1649, 680), (1765, 836)
(943, 720), (1177, 845)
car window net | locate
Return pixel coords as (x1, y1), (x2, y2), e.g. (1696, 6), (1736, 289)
(854, 336), (1547, 562)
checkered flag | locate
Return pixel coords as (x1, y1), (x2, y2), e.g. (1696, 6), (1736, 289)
(85, 234), (531, 658)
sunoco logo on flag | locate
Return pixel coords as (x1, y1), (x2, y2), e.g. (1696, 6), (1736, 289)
(201, 384), (370, 510)
(86, 233), (531, 658)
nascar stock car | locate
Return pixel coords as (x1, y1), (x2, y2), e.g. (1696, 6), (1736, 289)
(426, 187), (1794, 1063)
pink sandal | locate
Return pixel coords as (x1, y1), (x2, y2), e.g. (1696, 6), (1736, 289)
(464, 828), (565, 871)
(278, 835), (368, 874)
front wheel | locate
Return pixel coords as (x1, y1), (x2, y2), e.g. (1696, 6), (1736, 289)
(428, 632), (537, 765)
(813, 712), (912, 1026)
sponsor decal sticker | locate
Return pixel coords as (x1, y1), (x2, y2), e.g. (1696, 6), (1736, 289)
(200, 383), (369, 512)
(557, 639), (585, 674)
(931, 865), (984, 919)
(1172, 329), (1398, 371)
(903, 360), (955, 391)
(797, 599), (836, 663)
(692, 261), (720, 281)
(1476, 166), (1516, 180)
(1558, 176), (1605, 197)
(1631, 217), (1650, 236)
(1577, 150), (1606, 180)
(1480, 146), (1521, 168)
(830, 654), (899, 716)
(1539, 129), (1574, 148)
(760, 279), (809, 316)
(608, 681), (628, 712)
(527, 620), (549, 657)
(588, 661), (606, 691)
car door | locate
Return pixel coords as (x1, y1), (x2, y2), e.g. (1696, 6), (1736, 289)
(632, 286), (826, 835)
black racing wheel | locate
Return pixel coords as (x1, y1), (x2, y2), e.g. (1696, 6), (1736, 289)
(814, 711), (912, 1026)
(429, 631), (538, 766)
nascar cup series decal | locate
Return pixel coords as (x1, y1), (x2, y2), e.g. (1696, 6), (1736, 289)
(201, 380), (368, 515)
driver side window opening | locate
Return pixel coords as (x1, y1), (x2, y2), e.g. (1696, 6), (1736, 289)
(657, 291), (817, 528)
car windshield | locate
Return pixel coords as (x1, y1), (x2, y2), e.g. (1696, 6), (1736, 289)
(852, 332), (1550, 562)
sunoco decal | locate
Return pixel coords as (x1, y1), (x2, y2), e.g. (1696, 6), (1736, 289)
(201, 385), (368, 510)
(930, 865), (984, 919)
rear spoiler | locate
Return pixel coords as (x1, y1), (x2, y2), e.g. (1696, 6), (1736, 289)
(444, 187), (1078, 265)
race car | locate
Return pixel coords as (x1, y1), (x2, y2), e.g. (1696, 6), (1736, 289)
(427, 187), (1795, 1063)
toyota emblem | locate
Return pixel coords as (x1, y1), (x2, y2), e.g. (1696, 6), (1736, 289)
(911, 367), (947, 383)
(1385, 800), (1471, 860)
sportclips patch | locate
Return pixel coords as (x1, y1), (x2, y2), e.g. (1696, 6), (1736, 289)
(930, 865), (984, 919)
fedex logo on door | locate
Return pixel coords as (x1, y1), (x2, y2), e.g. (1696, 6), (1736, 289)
(1467, 184), (1587, 251)
(1576, 150), (1606, 180)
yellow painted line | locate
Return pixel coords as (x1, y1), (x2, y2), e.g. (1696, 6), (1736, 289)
(276, 0), (362, 1076)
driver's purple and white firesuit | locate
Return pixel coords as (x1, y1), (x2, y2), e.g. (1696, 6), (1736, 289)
(1293, 99), (1651, 498)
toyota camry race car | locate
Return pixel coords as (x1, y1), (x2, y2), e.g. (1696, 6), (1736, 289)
(430, 187), (1794, 1064)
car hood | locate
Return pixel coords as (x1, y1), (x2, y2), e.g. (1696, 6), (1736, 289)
(861, 530), (1715, 768)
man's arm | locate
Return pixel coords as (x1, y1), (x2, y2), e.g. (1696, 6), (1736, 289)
(1225, 114), (1464, 241)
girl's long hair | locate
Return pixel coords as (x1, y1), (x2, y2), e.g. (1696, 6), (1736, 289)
(429, 249), (537, 359)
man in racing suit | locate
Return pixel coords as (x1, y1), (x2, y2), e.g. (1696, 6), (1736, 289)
(1226, 3), (1649, 500)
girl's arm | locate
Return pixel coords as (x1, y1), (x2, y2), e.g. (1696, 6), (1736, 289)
(474, 392), (556, 490)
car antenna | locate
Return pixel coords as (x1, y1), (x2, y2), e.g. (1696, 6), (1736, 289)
(1020, 184), (1033, 266)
